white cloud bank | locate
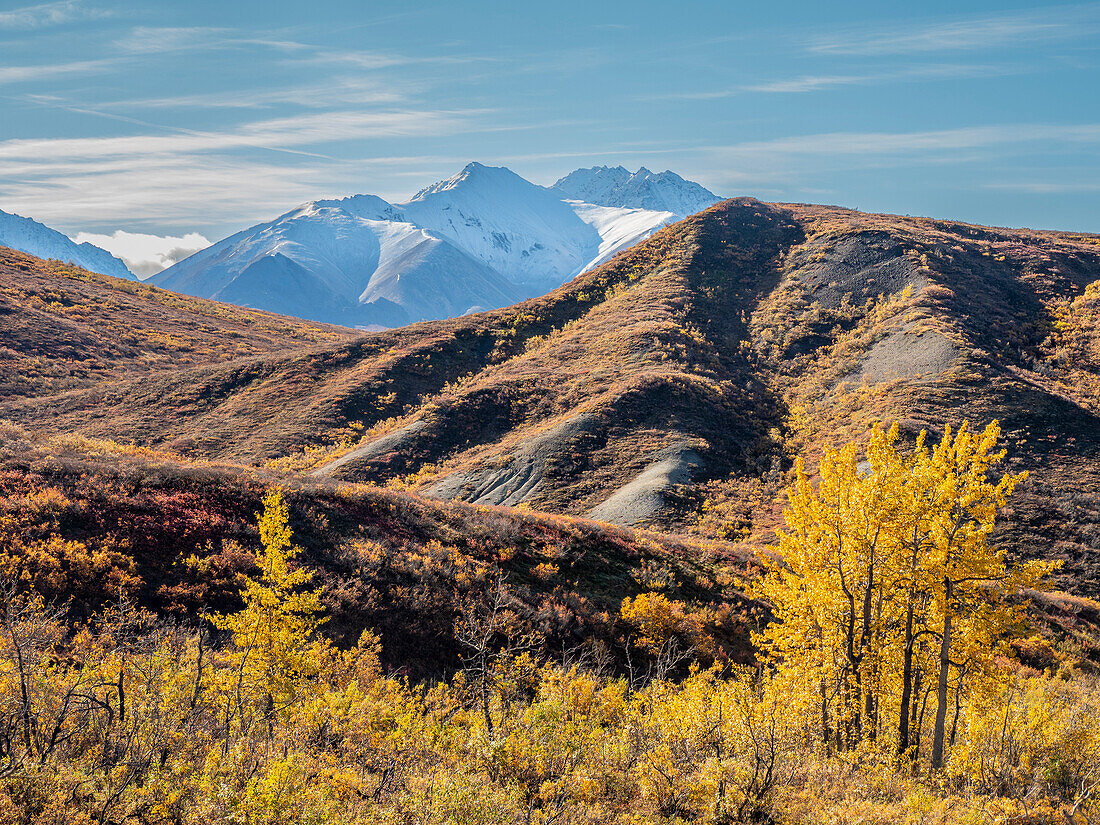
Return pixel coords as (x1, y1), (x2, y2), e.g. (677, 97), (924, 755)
(73, 229), (210, 278)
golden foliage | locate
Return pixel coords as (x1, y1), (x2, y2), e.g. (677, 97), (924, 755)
(0, 430), (1095, 823)
(751, 420), (1053, 769)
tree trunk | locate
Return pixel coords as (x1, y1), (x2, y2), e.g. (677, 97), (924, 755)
(916, 678), (932, 754)
(897, 598), (916, 756)
(865, 683), (877, 742)
(930, 577), (953, 770)
(852, 669), (863, 744)
(481, 653), (494, 736)
(117, 668), (126, 726)
(948, 685), (962, 749)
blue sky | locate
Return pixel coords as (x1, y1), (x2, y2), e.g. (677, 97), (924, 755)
(1, 0), (1098, 267)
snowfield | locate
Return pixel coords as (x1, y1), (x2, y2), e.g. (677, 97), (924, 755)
(568, 201), (677, 272)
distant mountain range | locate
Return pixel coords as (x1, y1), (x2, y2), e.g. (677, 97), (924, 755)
(150, 164), (721, 327)
(0, 208), (134, 280)
(551, 165), (720, 215)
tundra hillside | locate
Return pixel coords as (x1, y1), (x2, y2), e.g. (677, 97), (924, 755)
(1, 202), (1099, 822)
(5, 200), (1100, 594)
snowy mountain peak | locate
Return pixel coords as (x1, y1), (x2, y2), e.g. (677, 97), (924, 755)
(408, 162), (533, 202)
(551, 166), (721, 216)
(0, 208), (134, 280)
(398, 163), (604, 291)
(313, 193), (401, 222)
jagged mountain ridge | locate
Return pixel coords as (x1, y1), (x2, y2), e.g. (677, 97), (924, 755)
(400, 163), (614, 291)
(152, 163), (718, 326)
(0, 208), (134, 280)
(8, 200), (1100, 595)
(552, 165), (721, 215)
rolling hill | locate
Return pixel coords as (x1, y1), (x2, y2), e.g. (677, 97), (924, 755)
(0, 245), (356, 400)
(0, 416), (751, 678)
(4, 198), (1100, 598)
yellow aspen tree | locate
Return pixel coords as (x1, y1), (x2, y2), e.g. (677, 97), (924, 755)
(916, 421), (1051, 771)
(752, 420), (1051, 767)
(750, 424), (907, 750)
(212, 488), (328, 732)
(890, 429), (939, 759)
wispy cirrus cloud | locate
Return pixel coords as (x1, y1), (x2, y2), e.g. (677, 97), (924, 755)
(704, 124), (1100, 161)
(743, 63), (1015, 94)
(805, 4), (1100, 55)
(0, 57), (121, 85)
(669, 62), (1017, 99)
(0, 154), (341, 231)
(110, 26), (329, 56)
(112, 26), (228, 54)
(981, 181), (1100, 194)
(108, 25), (490, 71)
(0, 0), (110, 29)
(0, 107), (500, 230)
(290, 47), (496, 71)
(94, 78), (408, 111)
(681, 123), (1100, 197)
(0, 109), (478, 162)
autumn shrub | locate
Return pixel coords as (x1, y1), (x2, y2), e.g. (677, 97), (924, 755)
(0, 486), (142, 606)
(0, 438), (1098, 823)
(948, 673), (1100, 802)
(631, 667), (796, 823)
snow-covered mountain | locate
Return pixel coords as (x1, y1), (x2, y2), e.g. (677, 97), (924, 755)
(0, 208), (134, 280)
(552, 166), (720, 216)
(401, 163), (605, 291)
(154, 163), (721, 327)
(153, 197), (520, 328)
